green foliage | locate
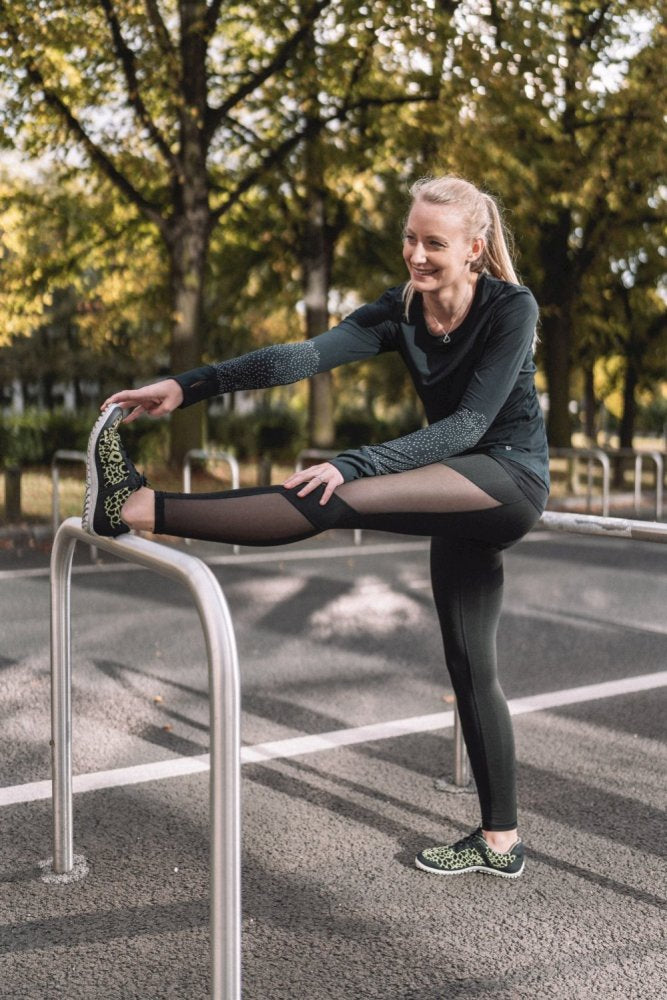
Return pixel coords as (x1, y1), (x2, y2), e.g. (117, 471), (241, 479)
(208, 405), (307, 462)
(638, 396), (667, 436)
(0, 0), (664, 456)
(0, 408), (167, 468)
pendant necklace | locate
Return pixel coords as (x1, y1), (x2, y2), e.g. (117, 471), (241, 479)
(424, 291), (472, 345)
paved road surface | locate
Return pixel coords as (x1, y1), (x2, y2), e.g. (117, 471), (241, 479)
(0, 527), (665, 999)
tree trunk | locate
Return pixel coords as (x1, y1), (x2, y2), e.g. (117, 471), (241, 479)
(539, 211), (575, 448)
(303, 136), (335, 449)
(619, 353), (638, 451)
(583, 364), (596, 443)
(167, 214), (209, 465)
(166, 1), (210, 466)
(542, 311), (572, 447)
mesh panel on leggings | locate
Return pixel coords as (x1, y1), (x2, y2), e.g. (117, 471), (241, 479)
(153, 459), (533, 548)
(155, 488), (319, 546)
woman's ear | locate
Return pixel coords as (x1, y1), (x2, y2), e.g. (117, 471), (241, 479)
(468, 236), (484, 262)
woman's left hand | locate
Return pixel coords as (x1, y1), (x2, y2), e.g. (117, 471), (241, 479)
(283, 462), (344, 505)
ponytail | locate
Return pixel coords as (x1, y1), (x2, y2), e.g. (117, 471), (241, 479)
(401, 176), (521, 320)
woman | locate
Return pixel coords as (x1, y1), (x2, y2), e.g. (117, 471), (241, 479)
(83, 175), (549, 879)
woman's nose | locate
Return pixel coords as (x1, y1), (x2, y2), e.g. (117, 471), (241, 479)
(411, 241), (427, 263)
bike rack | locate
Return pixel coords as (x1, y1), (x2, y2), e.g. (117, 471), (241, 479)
(51, 451), (98, 562)
(50, 518), (241, 1000)
(600, 448), (664, 520)
(446, 509), (667, 790)
(183, 449), (241, 553)
(295, 449), (362, 546)
(549, 447), (611, 516)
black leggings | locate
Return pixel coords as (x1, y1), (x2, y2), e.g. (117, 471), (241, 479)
(154, 454), (543, 831)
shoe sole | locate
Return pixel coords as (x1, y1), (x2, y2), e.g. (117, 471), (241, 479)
(414, 856), (524, 879)
(82, 405), (124, 535)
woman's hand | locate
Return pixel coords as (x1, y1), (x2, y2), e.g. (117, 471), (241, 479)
(283, 462), (344, 505)
(101, 379), (184, 423)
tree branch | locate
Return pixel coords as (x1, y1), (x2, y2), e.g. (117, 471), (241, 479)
(98, 0), (179, 173)
(212, 92), (439, 220)
(144, 0), (176, 57)
(205, 0), (225, 40)
(205, 0), (333, 139)
(0, 4), (166, 230)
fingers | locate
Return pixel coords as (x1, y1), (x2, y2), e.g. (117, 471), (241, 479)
(100, 380), (183, 420)
(283, 463), (344, 505)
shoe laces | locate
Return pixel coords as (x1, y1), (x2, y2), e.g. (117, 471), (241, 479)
(451, 827), (484, 853)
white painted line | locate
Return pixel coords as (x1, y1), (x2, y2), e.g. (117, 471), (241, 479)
(2, 671), (665, 809)
(0, 540), (430, 581)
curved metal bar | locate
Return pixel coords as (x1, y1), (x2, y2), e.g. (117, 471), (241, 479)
(549, 448), (610, 516)
(50, 450), (99, 562)
(50, 517), (241, 1000)
(538, 509), (667, 543)
(632, 451), (663, 520)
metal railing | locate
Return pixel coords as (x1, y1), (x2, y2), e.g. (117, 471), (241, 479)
(444, 509), (667, 790)
(183, 449), (241, 553)
(295, 449), (362, 546)
(51, 450), (99, 563)
(549, 447), (611, 516)
(601, 448), (664, 520)
(49, 518), (241, 1000)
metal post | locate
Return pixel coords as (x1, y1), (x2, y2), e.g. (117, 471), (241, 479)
(183, 449), (241, 553)
(550, 448), (610, 517)
(453, 706), (470, 787)
(632, 451), (664, 520)
(50, 518), (241, 1000)
(51, 451), (98, 562)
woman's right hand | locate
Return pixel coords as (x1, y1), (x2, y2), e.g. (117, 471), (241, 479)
(101, 378), (184, 423)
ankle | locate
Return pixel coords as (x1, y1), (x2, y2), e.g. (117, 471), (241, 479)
(482, 829), (519, 853)
(121, 486), (155, 532)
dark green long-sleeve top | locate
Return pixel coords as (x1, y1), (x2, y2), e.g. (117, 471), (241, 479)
(173, 274), (549, 493)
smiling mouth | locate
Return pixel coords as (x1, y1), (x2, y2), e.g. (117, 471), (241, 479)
(412, 268), (437, 277)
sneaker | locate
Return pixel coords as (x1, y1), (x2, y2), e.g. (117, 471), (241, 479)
(415, 827), (524, 879)
(82, 405), (145, 537)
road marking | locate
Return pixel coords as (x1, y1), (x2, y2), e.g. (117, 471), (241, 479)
(1, 670), (665, 808)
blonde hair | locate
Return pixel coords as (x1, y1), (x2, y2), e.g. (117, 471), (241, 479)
(402, 176), (520, 321)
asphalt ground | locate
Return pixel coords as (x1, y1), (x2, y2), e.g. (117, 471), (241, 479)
(0, 526), (665, 999)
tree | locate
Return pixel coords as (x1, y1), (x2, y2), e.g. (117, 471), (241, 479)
(0, 0), (449, 460)
(415, 0), (666, 446)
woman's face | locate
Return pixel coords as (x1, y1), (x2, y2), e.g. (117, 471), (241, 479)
(402, 200), (481, 296)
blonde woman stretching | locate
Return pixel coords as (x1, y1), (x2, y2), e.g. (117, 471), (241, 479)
(84, 176), (549, 878)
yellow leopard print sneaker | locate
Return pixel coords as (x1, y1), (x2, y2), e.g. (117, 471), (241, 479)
(82, 405), (146, 537)
(415, 827), (525, 878)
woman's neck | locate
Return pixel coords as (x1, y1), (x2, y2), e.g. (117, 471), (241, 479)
(422, 275), (478, 337)
(423, 275), (478, 322)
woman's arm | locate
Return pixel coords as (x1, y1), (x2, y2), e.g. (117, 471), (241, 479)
(329, 289), (538, 481)
(173, 289), (401, 407)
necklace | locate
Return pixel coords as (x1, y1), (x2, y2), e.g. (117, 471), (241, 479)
(423, 290), (473, 345)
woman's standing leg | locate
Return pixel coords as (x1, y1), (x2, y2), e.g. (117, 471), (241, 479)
(429, 536), (518, 835)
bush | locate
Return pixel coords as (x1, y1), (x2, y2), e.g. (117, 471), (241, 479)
(0, 408), (168, 468)
(208, 406), (306, 462)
